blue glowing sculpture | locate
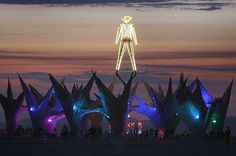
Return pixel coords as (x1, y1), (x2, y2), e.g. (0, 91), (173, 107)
(209, 80), (233, 132)
(172, 73), (193, 131)
(84, 80), (116, 131)
(130, 94), (161, 128)
(176, 77), (217, 136)
(130, 77), (180, 137)
(193, 78), (214, 108)
(19, 75), (65, 135)
(11, 71), (232, 139)
(93, 71), (136, 136)
(130, 73), (219, 137)
(49, 73), (111, 136)
(164, 77), (181, 135)
(127, 82), (139, 111)
(143, 81), (164, 103)
(0, 78), (25, 135)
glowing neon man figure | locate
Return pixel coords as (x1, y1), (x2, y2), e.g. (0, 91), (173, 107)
(115, 16), (138, 72)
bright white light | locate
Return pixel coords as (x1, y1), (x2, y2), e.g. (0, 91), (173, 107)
(51, 89), (55, 94)
(73, 105), (77, 111)
(48, 119), (52, 122)
(104, 114), (110, 119)
(138, 129), (142, 135)
(128, 114), (130, 118)
(30, 107), (35, 112)
(195, 115), (200, 119)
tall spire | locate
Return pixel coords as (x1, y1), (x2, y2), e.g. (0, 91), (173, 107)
(166, 77), (173, 98)
(7, 77), (13, 100)
(221, 79), (234, 116)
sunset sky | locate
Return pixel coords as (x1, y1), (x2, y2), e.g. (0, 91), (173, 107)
(0, 1), (235, 123)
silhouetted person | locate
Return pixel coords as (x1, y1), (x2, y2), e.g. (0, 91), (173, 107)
(149, 128), (154, 138)
(40, 129), (47, 142)
(128, 129), (132, 137)
(155, 129), (158, 138)
(96, 127), (102, 137)
(169, 129), (174, 136)
(134, 123), (139, 137)
(25, 128), (29, 136)
(225, 126), (231, 145)
(15, 125), (23, 136)
(61, 125), (69, 139)
(209, 130), (214, 139)
(145, 130), (149, 139)
(30, 128), (33, 136)
(89, 126), (96, 139)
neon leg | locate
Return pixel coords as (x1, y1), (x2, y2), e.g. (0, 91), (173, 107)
(115, 41), (126, 71)
(127, 41), (137, 71)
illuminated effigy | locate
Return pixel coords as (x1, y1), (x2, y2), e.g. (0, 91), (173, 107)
(115, 16), (138, 72)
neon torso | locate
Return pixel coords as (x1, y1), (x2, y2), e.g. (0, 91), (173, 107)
(121, 24), (133, 41)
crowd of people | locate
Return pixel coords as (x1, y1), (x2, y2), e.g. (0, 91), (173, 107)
(1, 124), (232, 145)
(7, 124), (69, 138)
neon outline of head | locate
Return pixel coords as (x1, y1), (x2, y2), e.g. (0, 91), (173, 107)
(121, 16), (132, 24)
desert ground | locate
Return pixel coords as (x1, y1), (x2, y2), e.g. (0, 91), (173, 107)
(0, 136), (236, 156)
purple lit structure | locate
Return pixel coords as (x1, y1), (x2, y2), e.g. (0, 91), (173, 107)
(19, 75), (65, 135)
(0, 78), (25, 135)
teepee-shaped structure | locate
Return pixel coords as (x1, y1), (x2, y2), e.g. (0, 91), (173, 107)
(19, 75), (64, 135)
(0, 78), (25, 135)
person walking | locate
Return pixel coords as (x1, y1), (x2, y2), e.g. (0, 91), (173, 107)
(225, 126), (231, 145)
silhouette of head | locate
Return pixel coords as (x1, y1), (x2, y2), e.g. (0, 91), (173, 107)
(122, 16), (132, 24)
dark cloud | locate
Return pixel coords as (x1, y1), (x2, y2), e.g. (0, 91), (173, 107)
(195, 6), (221, 11)
(137, 51), (236, 60)
(138, 1), (233, 11)
(0, 0), (171, 5)
(141, 64), (236, 73)
(1, 50), (236, 62)
(0, 53), (113, 62)
(0, 0), (234, 11)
